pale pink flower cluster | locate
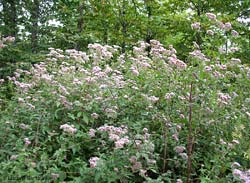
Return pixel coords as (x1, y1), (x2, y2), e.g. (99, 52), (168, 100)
(72, 78), (82, 85)
(59, 85), (69, 95)
(189, 50), (210, 62)
(172, 133), (179, 142)
(65, 49), (89, 63)
(20, 123), (29, 130)
(149, 40), (175, 59)
(24, 137), (31, 146)
(148, 96), (159, 103)
(47, 48), (65, 60)
(142, 128), (151, 142)
(166, 123), (186, 159)
(247, 69), (250, 79)
(97, 124), (130, 149)
(129, 42), (153, 76)
(217, 92), (231, 106)
(92, 125), (153, 151)
(51, 173), (60, 180)
(218, 47), (226, 54)
(59, 95), (73, 109)
(47, 48), (89, 63)
(174, 146), (186, 154)
(232, 139), (240, 144)
(217, 21), (226, 29)
(115, 136), (130, 149)
(217, 64), (227, 70)
(169, 45), (177, 55)
(29, 62), (54, 84)
(118, 54), (126, 65)
(59, 63), (78, 74)
(2, 36), (15, 43)
(10, 155), (18, 160)
(179, 152), (188, 160)
(91, 113), (99, 119)
(191, 22), (200, 30)
(104, 107), (117, 118)
(231, 58), (241, 63)
(60, 124), (77, 134)
(179, 113), (185, 119)
(206, 30), (214, 36)
(88, 129), (96, 137)
(230, 47), (240, 53)
(213, 70), (225, 78)
(231, 162), (241, 169)
(176, 179), (183, 183)
(133, 41), (149, 56)
(89, 157), (100, 168)
(220, 139), (240, 149)
(93, 66), (107, 78)
(142, 94), (159, 103)
(88, 43), (116, 63)
(16, 96), (35, 110)
(84, 66), (108, 84)
(165, 92), (175, 100)
(129, 156), (142, 172)
(131, 66), (139, 76)
(204, 66), (213, 72)
(216, 21), (233, 31)
(136, 40), (187, 71)
(232, 167), (250, 183)
(105, 65), (113, 74)
(0, 36), (15, 48)
(0, 42), (5, 49)
(168, 56), (187, 70)
(206, 13), (217, 20)
(139, 61), (151, 68)
(224, 22), (232, 30)
(0, 79), (4, 84)
(139, 169), (147, 177)
(220, 139), (228, 146)
(110, 72), (126, 89)
(232, 30), (239, 37)
(97, 124), (128, 135)
(14, 81), (34, 93)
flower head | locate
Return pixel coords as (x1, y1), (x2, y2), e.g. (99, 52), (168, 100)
(191, 22), (200, 30)
(89, 157), (100, 168)
(60, 124), (77, 134)
(206, 13), (216, 20)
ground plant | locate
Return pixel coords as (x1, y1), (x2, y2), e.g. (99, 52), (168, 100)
(0, 11), (250, 183)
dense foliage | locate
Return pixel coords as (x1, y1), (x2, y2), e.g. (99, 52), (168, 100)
(0, 1), (250, 183)
(0, 0), (249, 67)
(0, 12), (250, 182)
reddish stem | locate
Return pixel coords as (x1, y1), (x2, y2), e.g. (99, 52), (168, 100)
(187, 83), (193, 183)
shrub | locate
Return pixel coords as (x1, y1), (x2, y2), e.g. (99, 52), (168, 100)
(0, 14), (249, 183)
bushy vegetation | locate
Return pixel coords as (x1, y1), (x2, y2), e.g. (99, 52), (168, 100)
(0, 13), (250, 183)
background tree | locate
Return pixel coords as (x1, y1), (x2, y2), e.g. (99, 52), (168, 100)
(1, 0), (19, 38)
(0, 0), (249, 75)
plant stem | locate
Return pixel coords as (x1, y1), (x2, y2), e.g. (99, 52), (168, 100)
(162, 118), (168, 172)
(187, 83), (193, 183)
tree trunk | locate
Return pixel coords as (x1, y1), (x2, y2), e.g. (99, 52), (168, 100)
(76, 1), (84, 49)
(31, 0), (40, 53)
(121, 0), (127, 53)
(78, 2), (84, 33)
(145, 0), (152, 56)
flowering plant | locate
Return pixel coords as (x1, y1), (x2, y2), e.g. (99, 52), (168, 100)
(0, 13), (249, 183)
